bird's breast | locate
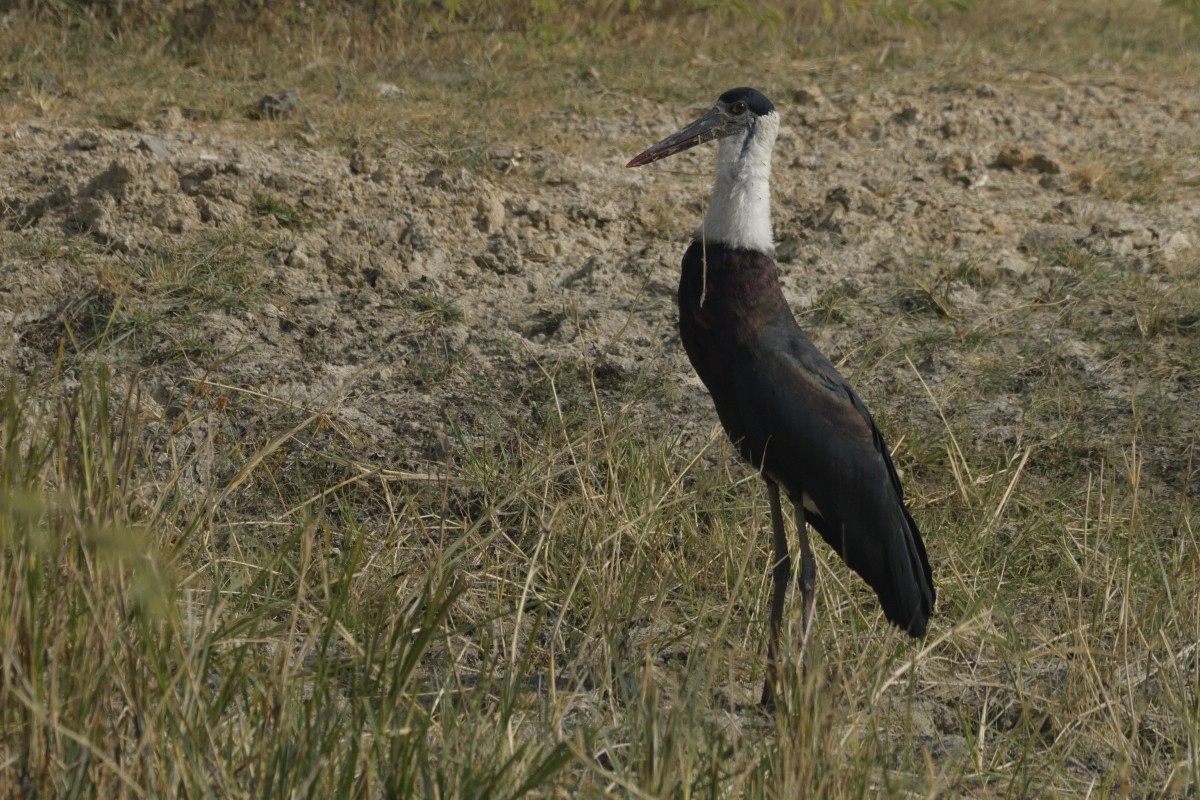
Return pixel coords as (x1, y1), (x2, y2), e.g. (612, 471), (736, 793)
(678, 241), (788, 344)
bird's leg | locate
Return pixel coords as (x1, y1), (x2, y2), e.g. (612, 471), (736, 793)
(761, 480), (790, 709)
(794, 504), (817, 650)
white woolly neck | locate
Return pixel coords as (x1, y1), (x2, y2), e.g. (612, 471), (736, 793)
(698, 110), (778, 255)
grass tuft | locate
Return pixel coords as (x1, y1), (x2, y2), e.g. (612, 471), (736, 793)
(5, 342), (1197, 795)
(251, 193), (311, 231)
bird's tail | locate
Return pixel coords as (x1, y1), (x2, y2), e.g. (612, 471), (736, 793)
(805, 493), (934, 637)
(875, 501), (934, 637)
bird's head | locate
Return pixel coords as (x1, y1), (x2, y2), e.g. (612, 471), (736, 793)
(626, 87), (777, 168)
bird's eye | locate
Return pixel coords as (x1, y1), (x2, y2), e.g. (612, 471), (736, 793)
(731, 101), (747, 115)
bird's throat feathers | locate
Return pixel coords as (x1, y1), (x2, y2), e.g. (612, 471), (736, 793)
(700, 110), (778, 255)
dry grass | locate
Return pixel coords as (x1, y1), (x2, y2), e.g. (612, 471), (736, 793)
(4, 342), (1197, 795)
(3, 1), (1200, 797)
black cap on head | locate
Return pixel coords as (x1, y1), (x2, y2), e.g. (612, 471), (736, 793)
(717, 87), (774, 116)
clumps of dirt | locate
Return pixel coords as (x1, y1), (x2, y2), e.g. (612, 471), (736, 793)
(1, 69), (1198, 489)
(13, 151), (219, 248)
(0, 114), (680, 473)
(70, 158), (187, 247)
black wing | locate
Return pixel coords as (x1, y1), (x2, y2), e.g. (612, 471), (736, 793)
(731, 325), (935, 636)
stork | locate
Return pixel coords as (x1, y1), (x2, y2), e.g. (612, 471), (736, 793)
(627, 87), (934, 708)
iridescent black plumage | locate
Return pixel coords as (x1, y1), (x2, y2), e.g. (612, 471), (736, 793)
(679, 242), (934, 637)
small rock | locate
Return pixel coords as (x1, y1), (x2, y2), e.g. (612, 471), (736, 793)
(844, 110), (869, 136)
(136, 135), (172, 158)
(942, 151), (977, 185)
(790, 85), (825, 106)
(476, 195), (506, 232)
(66, 131), (104, 152)
(179, 165), (217, 195)
(1160, 231), (1192, 264)
(256, 88), (300, 120)
(423, 168), (462, 189)
(194, 196), (243, 225)
(156, 106), (185, 131)
(1029, 154), (1062, 175)
(991, 251), (1032, 277)
(825, 186), (852, 211)
(1130, 227), (1155, 249)
(993, 143), (1034, 169)
(857, 191), (888, 216)
(370, 165), (395, 184)
(286, 244), (312, 269)
(151, 194), (199, 234)
(490, 148), (524, 174)
(586, 201), (619, 225)
(1038, 174), (1062, 191)
(512, 199), (546, 227)
(1020, 224), (1088, 254)
(349, 149), (371, 175)
(70, 196), (112, 235)
(475, 238), (522, 275)
(80, 161), (137, 202)
(523, 238), (554, 263)
(938, 119), (966, 139)
(993, 144), (1062, 175)
(474, 252), (509, 275)
(812, 188), (850, 232)
(1049, 198), (1092, 222)
(1093, 218), (1154, 249)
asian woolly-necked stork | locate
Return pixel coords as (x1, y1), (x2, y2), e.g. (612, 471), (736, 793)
(627, 87), (934, 708)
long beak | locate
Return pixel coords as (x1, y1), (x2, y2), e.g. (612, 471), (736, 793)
(626, 107), (731, 168)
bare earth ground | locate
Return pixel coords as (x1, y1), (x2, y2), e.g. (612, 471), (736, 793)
(2, 13), (1200, 795)
(5, 66), (1197, 473)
